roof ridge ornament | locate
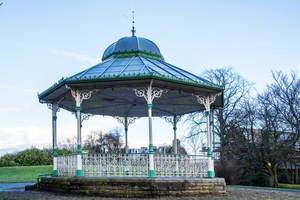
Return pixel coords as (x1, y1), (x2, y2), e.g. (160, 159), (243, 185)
(131, 10), (136, 36)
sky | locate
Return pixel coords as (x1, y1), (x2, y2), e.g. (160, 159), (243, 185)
(0, 0), (299, 155)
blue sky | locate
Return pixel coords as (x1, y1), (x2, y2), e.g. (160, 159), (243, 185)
(0, 1), (299, 154)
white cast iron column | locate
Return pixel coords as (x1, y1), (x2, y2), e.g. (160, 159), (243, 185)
(114, 117), (137, 154)
(163, 115), (181, 154)
(124, 117), (128, 153)
(47, 103), (59, 176)
(173, 115), (178, 154)
(70, 89), (93, 177)
(195, 94), (218, 178)
(134, 81), (167, 178)
(163, 115), (181, 173)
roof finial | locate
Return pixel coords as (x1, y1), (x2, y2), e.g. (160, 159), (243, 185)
(131, 10), (136, 36)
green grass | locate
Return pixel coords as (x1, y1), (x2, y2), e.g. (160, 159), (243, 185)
(278, 183), (300, 190)
(0, 165), (52, 183)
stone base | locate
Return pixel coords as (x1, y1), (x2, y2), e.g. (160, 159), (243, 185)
(36, 176), (226, 198)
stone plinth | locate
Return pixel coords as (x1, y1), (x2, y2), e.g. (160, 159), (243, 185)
(36, 176), (226, 198)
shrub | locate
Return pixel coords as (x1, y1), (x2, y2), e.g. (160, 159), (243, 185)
(0, 148), (52, 167)
(14, 148), (52, 166)
(0, 154), (19, 167)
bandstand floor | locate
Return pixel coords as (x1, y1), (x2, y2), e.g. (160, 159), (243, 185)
(34, 176), (226, 198)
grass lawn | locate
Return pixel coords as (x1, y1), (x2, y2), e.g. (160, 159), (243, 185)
(0, 165), (52, 183)
(278, 183), (300, 190)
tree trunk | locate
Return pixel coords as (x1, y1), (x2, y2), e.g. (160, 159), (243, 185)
(273, 168), (279, 187)
(266, 163), (278, 187)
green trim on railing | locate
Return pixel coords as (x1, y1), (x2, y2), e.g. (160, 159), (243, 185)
(207, 147), (213, 157)
(76, 144), (82, 154)
(76, 169), (83, 176)
(147, 104), (153, 109)
(52, 148), (58, 157)
(149, 144), (154, 153)
(149, 169), (155, 178)
(208, 170), (215, 178)
(52, 170), (58, 177)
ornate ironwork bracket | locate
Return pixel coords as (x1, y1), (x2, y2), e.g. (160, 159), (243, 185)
(71, 112), (93, 122)
(47, 103), (60, 112)
(114, 116), (138, 127)
(163, 115), (182, 125)
(66, 85), (98, 106)
(194, 93), (220, 111)
(134, 81), (168, 104)
(81, 113), (93, 123)
(47, 97), (64, 112)
(66, 86), (97, 122)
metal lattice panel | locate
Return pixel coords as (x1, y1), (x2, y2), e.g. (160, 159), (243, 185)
(57, 155), (76, 176)
(82, 154), (148, 177)
(154, 154), (208, 177)
(56, 153), (209, 178)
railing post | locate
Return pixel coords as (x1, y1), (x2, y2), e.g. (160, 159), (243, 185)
(134, 81), (167, 178)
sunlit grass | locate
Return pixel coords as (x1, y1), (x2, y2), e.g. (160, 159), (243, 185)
(0, 165), (52, 183)
(278, 183), (300, 190)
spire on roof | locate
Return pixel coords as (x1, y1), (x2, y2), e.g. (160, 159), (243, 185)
(131, 11), (136, 36)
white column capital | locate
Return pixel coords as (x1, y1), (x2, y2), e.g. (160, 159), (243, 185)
(66, 86), (97, 106)
(194, 93), (220, 111)
(134, 81), (168, 104)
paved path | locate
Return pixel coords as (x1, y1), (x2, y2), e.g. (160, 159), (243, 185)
(0, 183), (34, 192)
(228, 185), (300, 194)
(0, 183), (299, 199)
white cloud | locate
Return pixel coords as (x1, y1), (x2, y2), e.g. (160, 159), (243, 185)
(0, 115), (192, 156)
(0, 126), (50, 151)
(52, 50), (98, 65)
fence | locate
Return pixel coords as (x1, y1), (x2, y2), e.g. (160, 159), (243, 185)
(57, 153), (209, 177)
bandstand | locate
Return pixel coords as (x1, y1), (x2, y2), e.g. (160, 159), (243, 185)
(37, 27), (226, 197)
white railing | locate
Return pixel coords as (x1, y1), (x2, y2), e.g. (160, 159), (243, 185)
(57, 154), (76, 176)
(56, 153), (209, 177)
(155, 154), (208, 177)
(83, 154), (148, 177)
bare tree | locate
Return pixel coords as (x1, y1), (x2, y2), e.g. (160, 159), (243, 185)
(184, 131), (205, 154)
(83, 127), (124, 154)
(186, 67), (252, 183)
(256, 71), (300, 187)
(267, 71), (300, 140)
(228, 71), (300, 187)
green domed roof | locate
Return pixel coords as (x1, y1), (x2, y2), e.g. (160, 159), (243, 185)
(102, 36), (164, 61)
